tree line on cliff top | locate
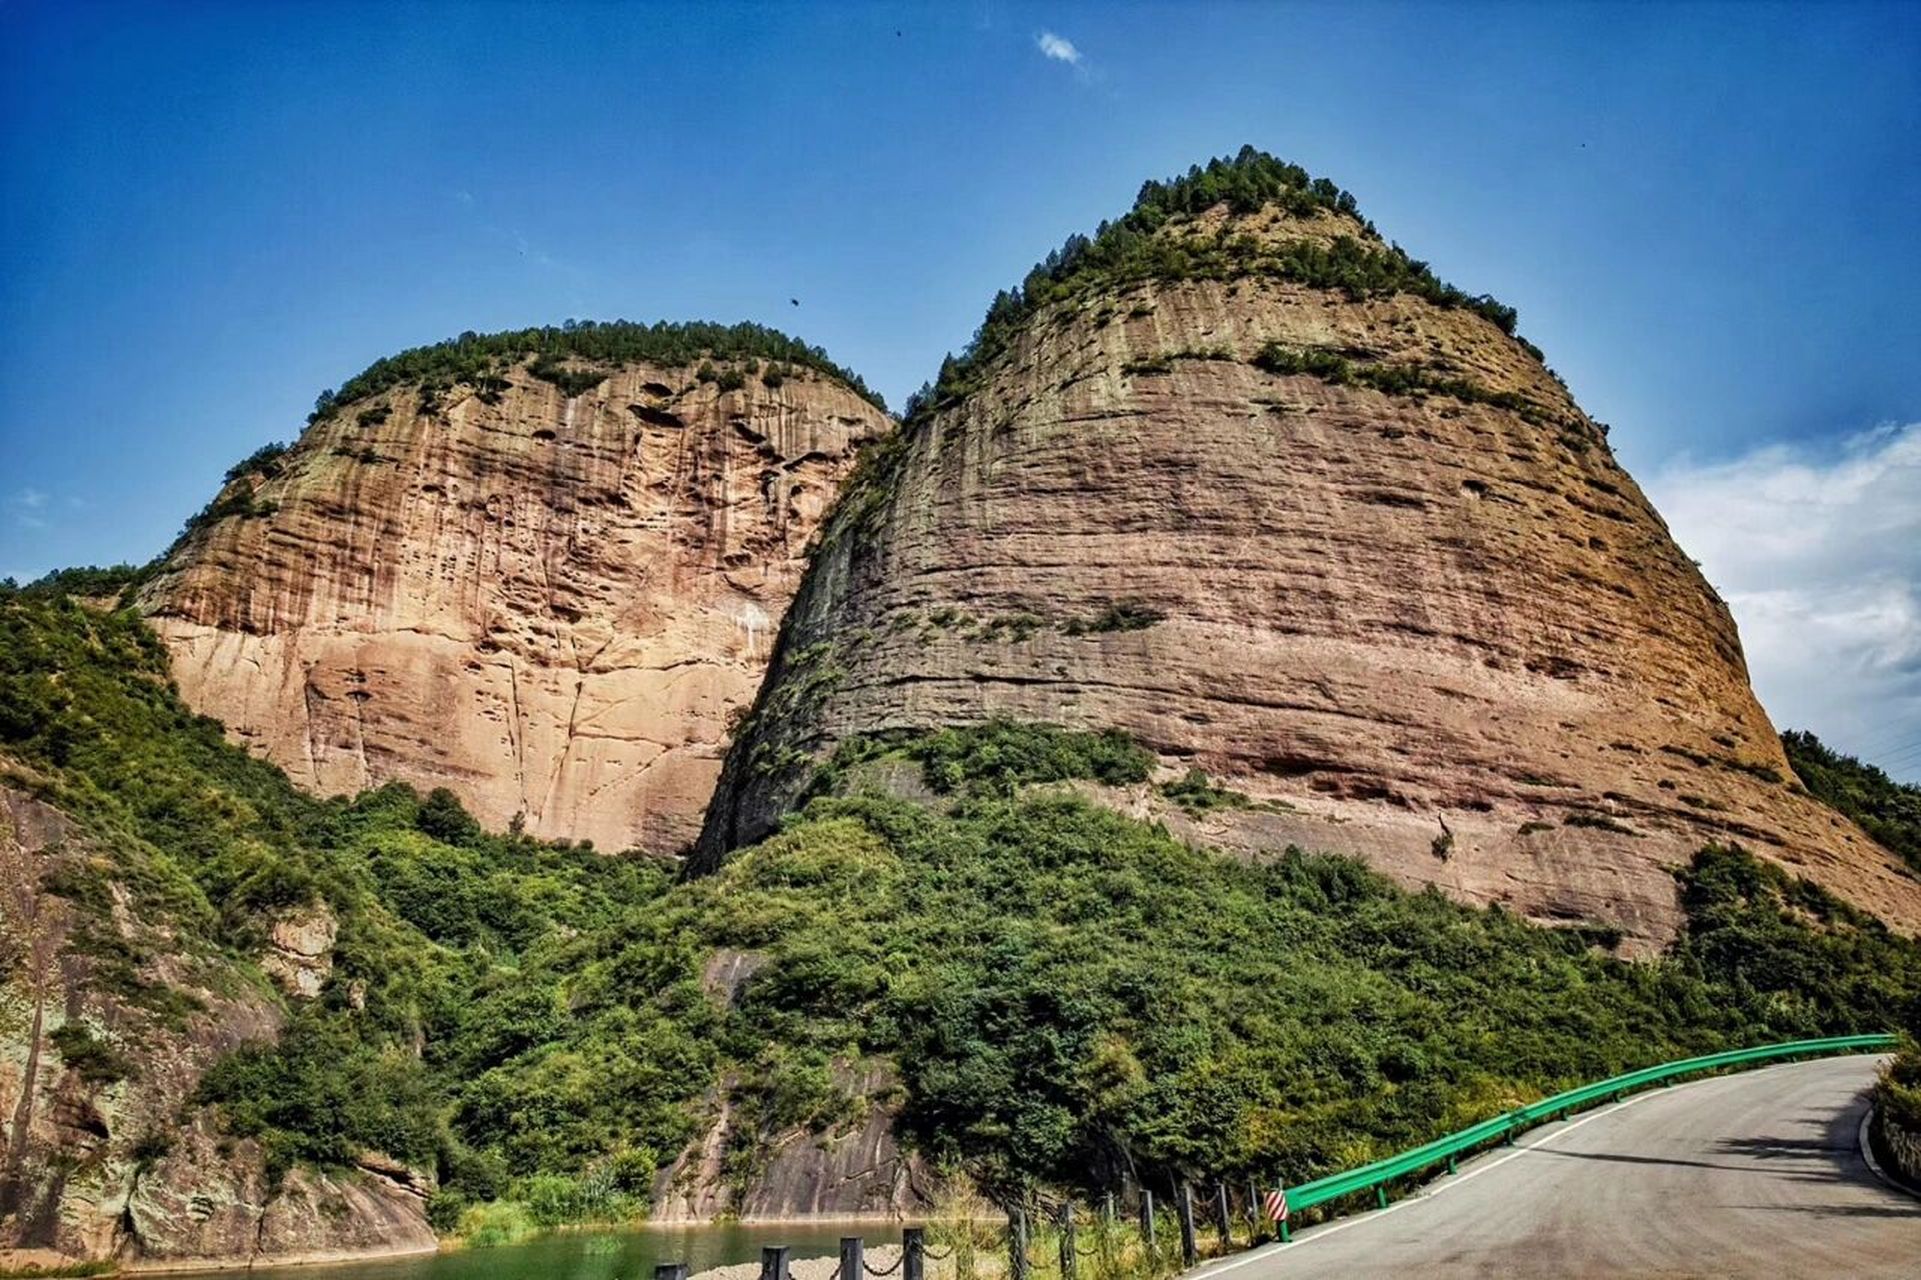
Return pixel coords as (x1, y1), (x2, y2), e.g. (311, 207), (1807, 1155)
(306, 318), (887, 423)
(902, 146), (1530, 423)
(2, 579), (1918, 1238)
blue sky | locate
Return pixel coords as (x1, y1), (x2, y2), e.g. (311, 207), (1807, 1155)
(2, 1), (1918, 775)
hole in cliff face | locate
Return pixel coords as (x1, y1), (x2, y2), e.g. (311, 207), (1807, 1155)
(532, 428), (557, 441)
(640, 381), (673, 398)
(1356, 489), (1428, 510)
(629, 404), (686, 429)
(420, 483), (446, 496)
(1310, 778), (1409, 806)
(1263, 753), (1353, 779)
(1461, 479), (1489, 499)
(1526, 655), (1585, 680)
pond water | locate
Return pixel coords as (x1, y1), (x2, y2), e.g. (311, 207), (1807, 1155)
(233, 1222), (891, 1280)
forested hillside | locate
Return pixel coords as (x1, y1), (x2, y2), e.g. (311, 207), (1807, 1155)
(4, 578), (1918, 1244)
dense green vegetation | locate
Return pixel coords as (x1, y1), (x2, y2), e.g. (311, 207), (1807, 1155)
(4, 584), (1918, 1236)
(1782, 729), (1921, 875)
(903, 147), (1530, 423)
(0, 586), (672, 1215)
(1880, 1043), (1921, 1138)
(309, 319), (885, 421)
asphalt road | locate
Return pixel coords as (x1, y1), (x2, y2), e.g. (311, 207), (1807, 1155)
(1195, 1054), (1920, 1279)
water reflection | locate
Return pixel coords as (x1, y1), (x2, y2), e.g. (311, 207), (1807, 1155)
(234, 1222), (893, 1280)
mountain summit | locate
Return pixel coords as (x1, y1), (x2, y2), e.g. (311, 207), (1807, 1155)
(696, 149), (1921, 946)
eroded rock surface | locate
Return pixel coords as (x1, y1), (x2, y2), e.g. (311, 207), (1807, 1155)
(650, 1058), (929, 1222)
(142, 359), (890, 853)
(699, 202), (1921, 949)
(0, 786), (435, 1271)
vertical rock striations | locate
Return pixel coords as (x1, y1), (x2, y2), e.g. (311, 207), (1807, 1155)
(698, 152), (1921, 948)
(141, 327), (891, 854)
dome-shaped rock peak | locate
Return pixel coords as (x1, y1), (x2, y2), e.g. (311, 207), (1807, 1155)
(695, 151), (1921, 949)
(141, 321), (893, 854)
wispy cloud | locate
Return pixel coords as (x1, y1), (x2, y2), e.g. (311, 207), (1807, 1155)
(1645, 423), (1921, 779)
(1036, 31), (1082, 67)
(7, 488), (49, 529)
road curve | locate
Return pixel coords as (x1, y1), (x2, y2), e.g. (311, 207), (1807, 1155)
(1196, 1053), (1920, 1279)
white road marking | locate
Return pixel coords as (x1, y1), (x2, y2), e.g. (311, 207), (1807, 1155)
(1187, 1074), (1729, 1279)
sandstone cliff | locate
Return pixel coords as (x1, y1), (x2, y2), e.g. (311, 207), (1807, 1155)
(141, 339), (891, 854)
(0, 785), (435, 1272)
(698, 166), (1921, 948)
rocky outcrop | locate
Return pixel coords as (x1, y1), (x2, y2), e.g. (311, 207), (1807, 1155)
(142, 353), (890, 854)
(260, 905), (336, 999)
(698, 185), (1921, 949)
(0, 785), (435, 1271)
(650, 1058), (930, 1222)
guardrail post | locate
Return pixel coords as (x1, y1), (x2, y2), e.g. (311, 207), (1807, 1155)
(1446, 1155), (1457, 1175)
(1245, 1177), (1262, 1242)
(1010, 1206), (1029, 1280)
(1059, 1202), (1076, 1280)
(1140, 1189), (1157, 1253)
(841, 1237), (863, 1280)
(1215, 1182), (1232, 1248)
(1177, 1181), (1199, 1268)
(1375, 1187), (1388, 1210)
(655, 1265), (689, 1280)
(903, 1227), (924, 1280)
(1104, 1191), (1116, 1224)
(761, 1247), (790, 1280)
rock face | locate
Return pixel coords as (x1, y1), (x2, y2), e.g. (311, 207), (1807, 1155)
(0, 786), (435, 1271)
(699, 191), (1921, 948)
(142, 355), (890, 853)
(650, 1057), (929, 1222)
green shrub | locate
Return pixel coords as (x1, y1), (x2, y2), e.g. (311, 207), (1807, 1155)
(1252, 342), (1551, 423)
(1783, 730), (1921, 875)
(527, 355), (609, 397)
(224, 442), (290, 482)
(1160, 768), (1251, 814)
(49, 1022), (132, 1084)
(456, 1198), (540, 1248)
(1064, 602), (1166, 635)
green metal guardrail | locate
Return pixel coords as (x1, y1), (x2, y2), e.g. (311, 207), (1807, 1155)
(1280, 1032), (1897, 1225)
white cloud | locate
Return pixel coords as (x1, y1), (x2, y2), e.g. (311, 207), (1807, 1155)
(1645, 423), (1921, 779)
(1037, 31), (1082, 65)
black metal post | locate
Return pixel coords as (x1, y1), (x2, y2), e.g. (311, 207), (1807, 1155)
(1010, 1205), (1029, 1280)
(655, 1266), (689, 1280)
(1246, 1177), (1262, 1243)
(761, 1247), (790, 1280)
(903, 1227), (924, 1280)
(1215, 1182), (1232, 1249)
(1059, 1201), (1077, 1280)
(841, 1238), (863, 1280)
(1176, 1181), (1198, 1268)
(1140, 1188), (1157, 1253)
